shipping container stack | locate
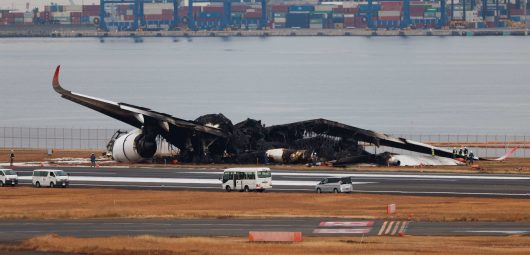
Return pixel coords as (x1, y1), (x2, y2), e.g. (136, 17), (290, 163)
(81, 5), (99, 25)
(357, 3), (381, 29)
(507, 3), (530, 24)
(0, 11), (26, 25)
(179, 5), (201, 28)
(313, 5), (333, 28)
(311, 4), (333, 28)
(286, 5), (314, 28)
(231, 4), (248, 29)
(271, 4), (288, 29)
(1, 1), (528, 30)
(242, 6), (263, 29)
(378, 1), (402, 28)
(332, 4), (359, 29)
(144, 3), (174, 29)
(197, 5), (223, 30)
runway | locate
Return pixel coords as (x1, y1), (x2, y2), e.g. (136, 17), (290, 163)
(1, 218), (529, 242)
(10, 166), (530, 197)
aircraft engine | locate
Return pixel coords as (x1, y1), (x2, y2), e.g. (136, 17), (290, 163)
(112, 130), (157, 163)
(387, 156), (401, 166)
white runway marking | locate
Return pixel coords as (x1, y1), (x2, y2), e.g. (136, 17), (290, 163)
(181, 171), (530, 180)
(319, 221), (374, 227)
(456, 230), (530, 234)
(351, 189), (530, 197)
(16, 176), (372, 187)
(313, 228), (371, 234)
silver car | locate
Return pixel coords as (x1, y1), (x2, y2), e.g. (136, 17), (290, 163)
(315, 177), (353, 193)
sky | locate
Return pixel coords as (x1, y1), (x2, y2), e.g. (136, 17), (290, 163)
(0, 1), (98, 11)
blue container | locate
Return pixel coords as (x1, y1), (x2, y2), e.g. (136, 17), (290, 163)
(511, 16), (521, 22)
(476, 22), (486, 28)
(80, 16), (90, 23)
(288, 5), (314, 12)
(359, 4), (381, 13)
(286, 12), (310, 28)
(199, 12), (221, 19)
(332, 13), (344, 23)
(310, 13), (326, 19)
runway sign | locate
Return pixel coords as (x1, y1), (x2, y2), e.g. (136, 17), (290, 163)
(319, 221), (374, 227)
(387, 203), (396, 215)
(248, 231), (303, 242)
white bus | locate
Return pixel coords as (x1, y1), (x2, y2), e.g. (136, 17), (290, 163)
(221, 168), (272, 192)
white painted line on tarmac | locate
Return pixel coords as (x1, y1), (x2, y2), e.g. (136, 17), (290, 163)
(378, 221), (388, 236)
(18, 176), (373, 187)
(456, 230), (530, 234)
(313, 228), (371, 234)
(384, 221), (394, 235)
(181, 171), (530, 181)
(351, 189), (530, 197)
(69, 184), (220, 189)
(319, 221), (374, 227)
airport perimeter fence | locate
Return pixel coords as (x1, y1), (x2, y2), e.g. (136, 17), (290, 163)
(0, 127), (529, 158)
(0, 127), (119, 150)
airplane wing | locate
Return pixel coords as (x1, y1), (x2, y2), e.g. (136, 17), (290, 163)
(52, 65), (227, 138)
(267, 119), (455, 158)
(481, 147), (519, 161)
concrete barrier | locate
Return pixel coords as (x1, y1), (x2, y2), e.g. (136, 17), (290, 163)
(248, 231), (303, 242)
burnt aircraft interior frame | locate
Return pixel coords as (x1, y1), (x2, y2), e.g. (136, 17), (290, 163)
(52, 65), (457, 165)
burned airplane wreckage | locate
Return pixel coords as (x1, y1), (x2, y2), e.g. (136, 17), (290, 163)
(52, 66), (457, 166)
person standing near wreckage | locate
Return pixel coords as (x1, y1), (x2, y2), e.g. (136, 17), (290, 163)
(468, 151), (475, 165)
(90, 153), (96, 167)
(9, 150), (15, 166)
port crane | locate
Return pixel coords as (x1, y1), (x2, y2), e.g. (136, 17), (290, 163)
(99, 0), (179, 31)
(187, 0), (267, 30)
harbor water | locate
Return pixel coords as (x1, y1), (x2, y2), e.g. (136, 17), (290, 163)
(1, 36), (530, 135)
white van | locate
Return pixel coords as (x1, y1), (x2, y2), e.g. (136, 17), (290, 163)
(0, 169), (18, 187)
(32, 169), (70, 188)
(221, 168), (272, 192)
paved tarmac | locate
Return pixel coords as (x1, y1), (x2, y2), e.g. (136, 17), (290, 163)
(9, 166), (530, 197)
(0, 218), (529, 242)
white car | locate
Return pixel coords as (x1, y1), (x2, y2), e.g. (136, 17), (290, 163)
(315, 177), (353, 193)
(32, 169), (69, 188)
(0, 169), (18, 187)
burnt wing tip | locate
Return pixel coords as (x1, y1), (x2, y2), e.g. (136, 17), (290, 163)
(52, 65), (61, 90)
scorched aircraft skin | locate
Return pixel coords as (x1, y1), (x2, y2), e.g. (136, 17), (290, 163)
(52, 66), (458, 165)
